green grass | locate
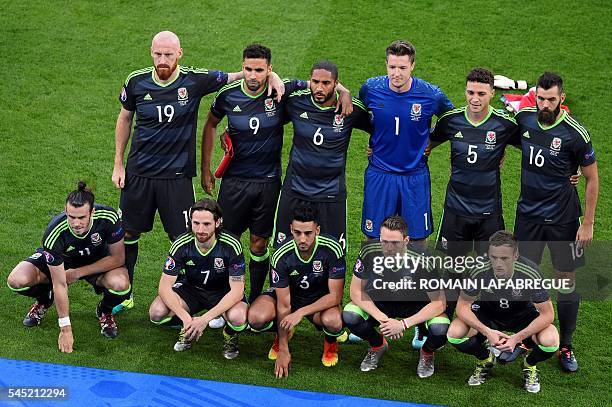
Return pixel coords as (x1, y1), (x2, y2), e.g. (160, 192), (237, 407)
(1, 1), (610, 406)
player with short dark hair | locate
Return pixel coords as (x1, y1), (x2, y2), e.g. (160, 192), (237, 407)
(447, 230), (559, 393)
(201, 44), (310, 304)
(429, 67), (518, 316)
(273, 60), (371, 252)
(342, 215), (449, 378)
(7, 182), (129, 352)
(248, 203), (346, 377)
(514, 72), (599, 372)
(111, 32), (284, 314)
(360, 40), (453, 241)
(148, 198), (247, 359)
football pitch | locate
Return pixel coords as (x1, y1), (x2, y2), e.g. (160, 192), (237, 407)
(1, 1), (610, 406)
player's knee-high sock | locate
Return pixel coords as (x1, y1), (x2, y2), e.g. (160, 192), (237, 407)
(224, 320), (247, 337)
(248, 249), (270, 303)
(124, 239), (139, 287)
(448, 335), (489, 360)
(422, 318), (450, 353)
(525, 344), (559, 366)
(8, 283), (53, 307)
(342, 310), (383, 348)
(323, 327), (344, 344)
(557, 287), (580, 347)
(100, 285), (131, 314)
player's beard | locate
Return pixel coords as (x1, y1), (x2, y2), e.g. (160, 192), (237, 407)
(155, 60), (178, 81)
(246, 78), (265, 92)
(537, 104), (561, 126)
(313, 89), (334, 104)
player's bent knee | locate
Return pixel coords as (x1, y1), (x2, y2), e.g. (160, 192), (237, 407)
(428, 322), (449, 337)
(342, 310), (365, 328)
(447, 319), (468, 339)
(321, 309), (343, 332)
(537, 325), (560, 347)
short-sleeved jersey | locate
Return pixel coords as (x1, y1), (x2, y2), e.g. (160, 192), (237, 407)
(163, 231), (245, 297)
(353, 241), (440, 305)
(271, 235), (345, 306)
(120, 66), (228, 178)
(462, 256), (550, 320)
(283, 91), (371, 201)
(514, 109), (596, 223)
(42, 204), (124, 269)
(431, 106), (518, 218)
(360, 76), (454, 174)
(210, 79), (307, 181)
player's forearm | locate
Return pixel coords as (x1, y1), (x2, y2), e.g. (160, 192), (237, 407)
(583, 172), (599, 225)
(73, 254), (124, 278)
(403, 299), (445, 328)
(159, 284), (191, 321)
(514, 314), (553, 343)
(336, 82), (350, 95)
(227, 71), (244, 83)
(203, 285), (244, 322)
(351, 290), (386, 322)
(114, 118), (132, 165)
(202, 121), (217, 168)
(50, 267), (70, 318)
(276, 296), (292, 351)
(457, 304), (491, 336)
(295, 293), (340, 318)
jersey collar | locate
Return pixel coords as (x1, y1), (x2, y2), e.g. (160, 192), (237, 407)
(310, 92), (339, 111)
(240, 79), (268, 99)
(537, 110), (566, 131)
(294, 236), (319, 264)
(151, 65), (181, 88)
(67, 217), (94, 240)
(464, 105), (493, 127)
(195, 236), (217, 257)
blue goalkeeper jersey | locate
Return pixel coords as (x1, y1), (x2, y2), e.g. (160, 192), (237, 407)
(359, 76), (453, 174)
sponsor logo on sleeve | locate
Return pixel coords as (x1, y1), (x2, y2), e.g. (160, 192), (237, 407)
(585, 149), (595, 160)
(43, 251), (55, 264)
(271, 268), (280, 284)
(165, 256), (176, 271)
(120, 87), (127, 102)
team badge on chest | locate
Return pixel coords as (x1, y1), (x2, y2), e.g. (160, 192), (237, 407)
(410, 103), (422, 121)
(214, 257), (224, 269)
(91, 232), (102, 246)
(333, 114), (344, 132)
(264, 98), (276, 117)
(550, 137), (562, 156)
(313, 260), (323, 273)
(485, 131), (496, 150)
(177, 87), (189, 106)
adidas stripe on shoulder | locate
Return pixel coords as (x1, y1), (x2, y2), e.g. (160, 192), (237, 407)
(124, 67), (154, 86)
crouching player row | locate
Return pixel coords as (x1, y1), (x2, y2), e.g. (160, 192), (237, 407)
(447, 230), (559, 393)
